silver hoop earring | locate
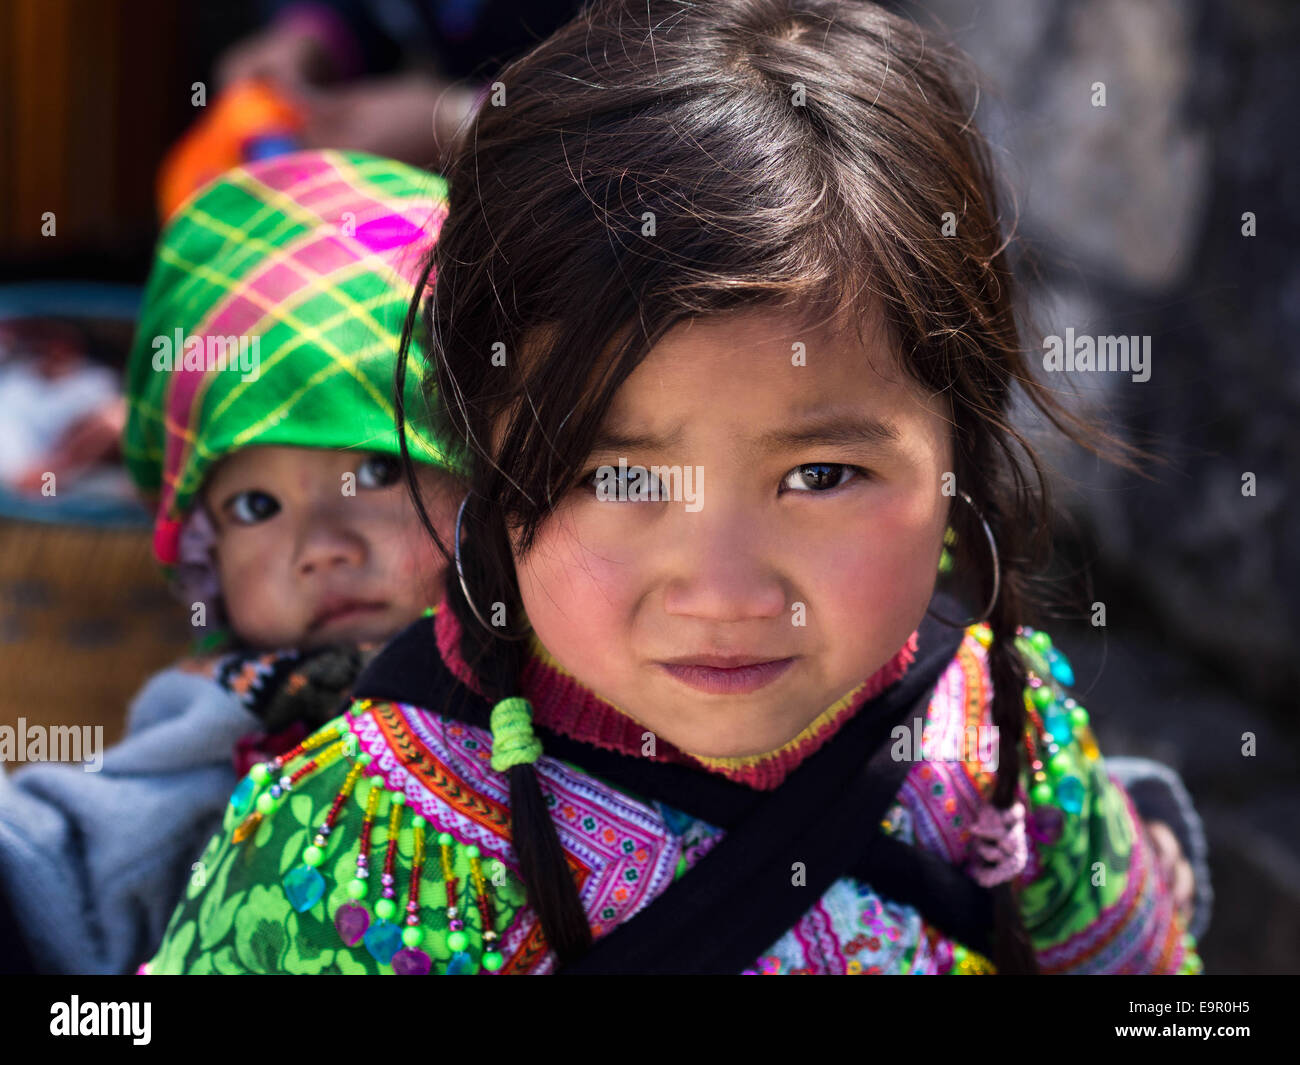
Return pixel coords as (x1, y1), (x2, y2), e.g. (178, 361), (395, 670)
(454, 494), (532, 641)
(927, 491), (1001, 628)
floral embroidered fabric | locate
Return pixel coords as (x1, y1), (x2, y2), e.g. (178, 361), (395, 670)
(144, 626), (1201, 975)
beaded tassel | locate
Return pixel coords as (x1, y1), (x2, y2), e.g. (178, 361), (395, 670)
(390, 816), (432, 975)
(280, 751), (365, 914)
(1017, 629), (1090, 824)
(233, 730), (349, 842)
(330, 769), (377, 944)
(381, 793), (404, 905)
(468, 845), (504, 971)
(235, 699), (517, 973)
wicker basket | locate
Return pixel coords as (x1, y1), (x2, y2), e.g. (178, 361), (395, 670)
(0, 517), (192, 761)
(0, 283), (194, 764)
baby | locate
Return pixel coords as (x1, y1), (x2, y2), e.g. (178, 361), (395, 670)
(0, 149), (463, 974)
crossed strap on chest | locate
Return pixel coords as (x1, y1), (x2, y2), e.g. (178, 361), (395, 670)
(351, 607), (995, 974)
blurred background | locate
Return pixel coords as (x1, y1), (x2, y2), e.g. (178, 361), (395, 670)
(0, 0), (1295, 973)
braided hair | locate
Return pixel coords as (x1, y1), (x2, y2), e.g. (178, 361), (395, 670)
(449, 544), (594, 963)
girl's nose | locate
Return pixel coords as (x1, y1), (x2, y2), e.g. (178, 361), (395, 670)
(661, 509), (787, 622)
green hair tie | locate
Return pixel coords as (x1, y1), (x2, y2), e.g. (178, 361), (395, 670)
(490, 696), (543, 772)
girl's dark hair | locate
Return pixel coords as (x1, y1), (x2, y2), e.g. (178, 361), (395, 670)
(395, 0), (1142, 972)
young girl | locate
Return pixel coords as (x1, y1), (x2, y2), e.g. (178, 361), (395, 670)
(0, 149), (468, 974)
(145, 0), (1208, 975)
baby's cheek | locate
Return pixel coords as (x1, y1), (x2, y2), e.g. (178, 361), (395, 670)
(220, 555), (284, 645)
(391, 526), (449, 596)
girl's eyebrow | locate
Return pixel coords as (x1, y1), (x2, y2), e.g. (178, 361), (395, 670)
(588, 427), (684, 453)
(760, 414), (902, 452)
(588, 414), (901, 454)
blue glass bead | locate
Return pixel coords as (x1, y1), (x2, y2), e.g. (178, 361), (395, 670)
(1045, 711), (1074, 746)
(1048, 649), (1075, 687)
(447, 950), (477, 975)
(1056, 775), (1085, 814)
(282, 865), (326, 912)
(363, 919), (403, 965)
(230, 776), (256, 814)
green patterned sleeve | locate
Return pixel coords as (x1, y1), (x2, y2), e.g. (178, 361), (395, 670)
(1010, 628), (1202, 975)
(144, 712), (531, 975)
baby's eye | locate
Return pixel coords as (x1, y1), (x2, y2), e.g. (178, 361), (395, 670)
(227, 490), (280, 525)
(781, 463), (859, 493)
(357, 454), (402, 489)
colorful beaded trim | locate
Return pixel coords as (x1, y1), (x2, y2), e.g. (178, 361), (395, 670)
(227, 699), (508, 975)
(978, 623), (1203, 976)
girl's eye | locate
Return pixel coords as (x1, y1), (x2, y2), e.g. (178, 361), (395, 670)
(781, 463), (859, 493)
(582, 464), (665, 501)
(228, 490), (280, 525)
(357, 454), (402, 489)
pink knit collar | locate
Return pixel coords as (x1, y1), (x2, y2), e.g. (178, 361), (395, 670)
(432, 601), (917, 791)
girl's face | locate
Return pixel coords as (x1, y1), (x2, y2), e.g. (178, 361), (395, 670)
(203, 445), (458, 650)
(512, 309), (954, 758)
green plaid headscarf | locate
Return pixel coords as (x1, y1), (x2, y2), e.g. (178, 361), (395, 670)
(123, 149), (464, 567)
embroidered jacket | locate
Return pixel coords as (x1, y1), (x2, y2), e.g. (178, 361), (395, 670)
(143, 604), (1203, 975)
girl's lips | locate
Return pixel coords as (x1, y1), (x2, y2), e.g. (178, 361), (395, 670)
(658, 657), (796, 695)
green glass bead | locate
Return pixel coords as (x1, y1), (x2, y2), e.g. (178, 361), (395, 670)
(1031, 630), (1052, 653)
(1030, 684), (1055, 710)
(303, 845), (323, 867)
(1069, 704), (1089, 729)
(448, 930), (469, 952)
(412, 815), (426, 830)
(391, 793), (405, 807)
(482, 951), (504, 972)
(375, 898), (396, 921)
(256, 792), (276, 815)
(250, 763), (269, 784)
(349, 703), (364, 717)
(347, 879), (367, 899)
(402, 926), (425, 948)
(466, 845), (480, 859)
(1047, 752), (1070, 778)
(438, 832), (453, 846)
(358, 753), (372, 766)
(1031, 781), (1053, 806)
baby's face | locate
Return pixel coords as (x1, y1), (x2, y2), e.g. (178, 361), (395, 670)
(512, 308), (953, 758)
(202, 446), (458, 650)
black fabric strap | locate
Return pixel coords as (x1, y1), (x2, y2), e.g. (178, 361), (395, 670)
(351, 601), (996, 968)
(555, 679), (939, 973)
